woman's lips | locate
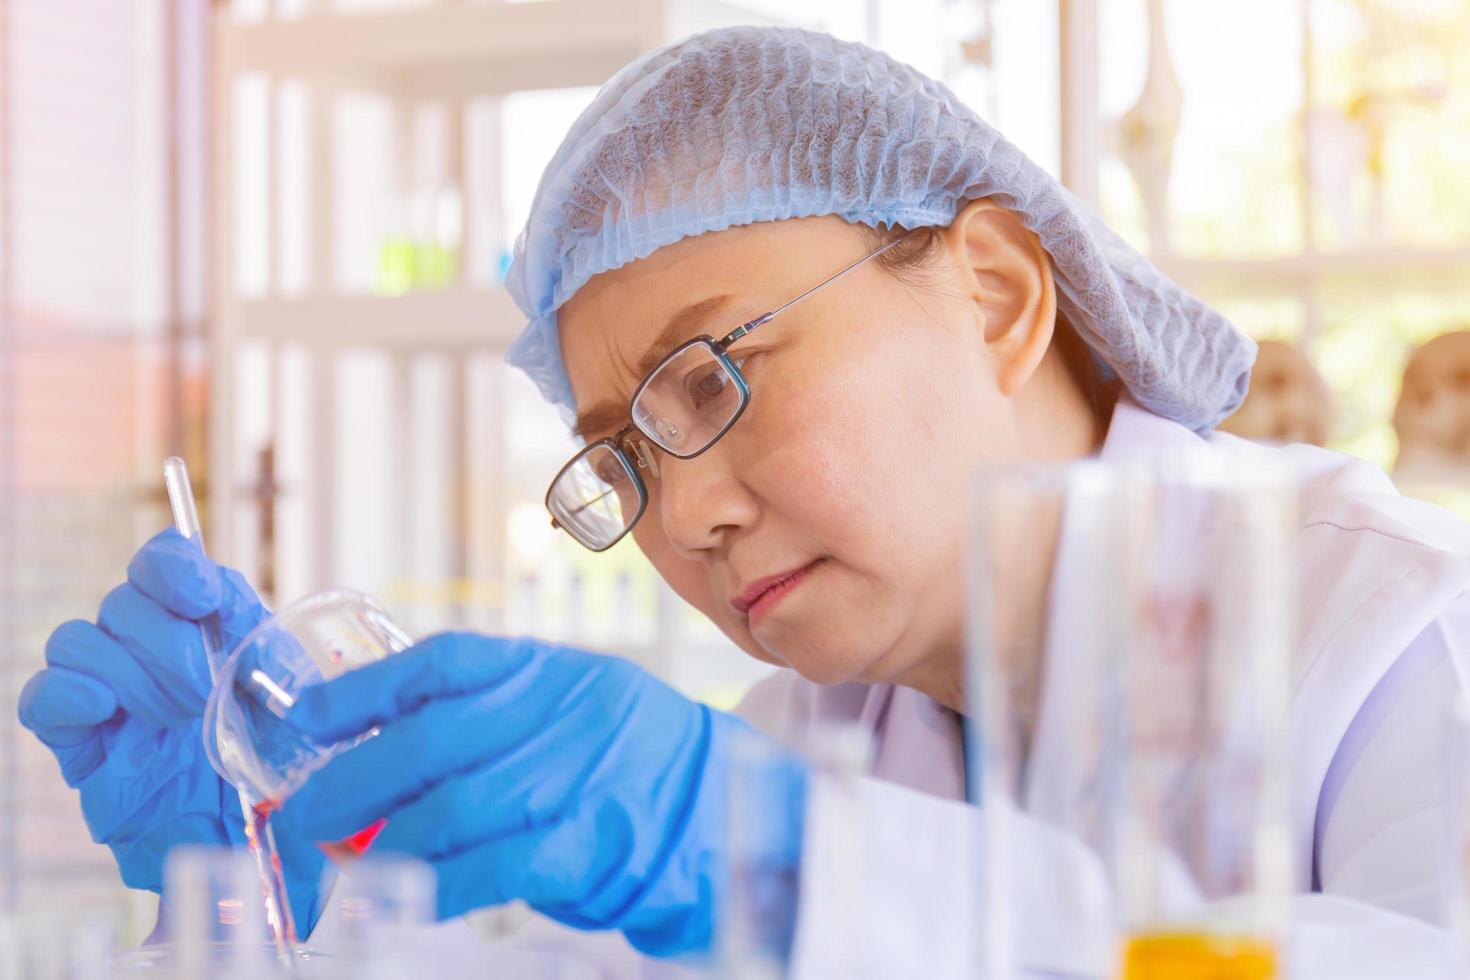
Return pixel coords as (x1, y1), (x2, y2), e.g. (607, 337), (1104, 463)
(732, 560), (820, 628)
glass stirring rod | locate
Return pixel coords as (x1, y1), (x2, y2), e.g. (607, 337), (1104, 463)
(162, 457), (299, 961)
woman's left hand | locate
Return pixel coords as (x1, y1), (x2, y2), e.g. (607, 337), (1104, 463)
(281, 631), (790, 957)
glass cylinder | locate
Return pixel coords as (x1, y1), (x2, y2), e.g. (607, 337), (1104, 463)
(1446, 696), (1470, 978)
(968, 454), (1296, 979)
(721, 728), (808, 979)
(320, 855), (436, 980)
(200, 590), (413, 951)
(161, 845), (276, 978)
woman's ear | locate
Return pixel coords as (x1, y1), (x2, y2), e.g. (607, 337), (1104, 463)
(940, 197), (1058, 396)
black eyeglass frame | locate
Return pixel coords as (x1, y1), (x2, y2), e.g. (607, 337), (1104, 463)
(546, 232), (911, 552)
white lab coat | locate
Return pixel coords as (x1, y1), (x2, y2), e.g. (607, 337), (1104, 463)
(310, 397), (1470, 978)
(752, 398), (1470, 978)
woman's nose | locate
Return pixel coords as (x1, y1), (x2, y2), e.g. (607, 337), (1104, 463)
(653, 445), (760, 556)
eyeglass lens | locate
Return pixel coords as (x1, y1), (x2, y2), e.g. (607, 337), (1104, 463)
(547, 442), (645, 551)
(548, 341), (747, 549)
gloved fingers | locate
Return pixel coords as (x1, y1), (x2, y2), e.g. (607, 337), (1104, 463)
(418, 826), (537, 921)
(423, 813), (612, 923)
(96, 585), (216, 717)
(363, 747), (595, 860)
(17, 667), (119, 785)
(286, 641), (650, 845)
(341, 778), (479, 862)
(282, 688), (509, 843)
(18, 664), (120, 739)
(287, 632), (540, 744)
(214, 567), (272, 653)
(128, 529), (270, 652)
(79, 720), (213, 845)
(285, 664), (603, 846)
(127, 529), (224, 619)
(45, 618), (193, 728)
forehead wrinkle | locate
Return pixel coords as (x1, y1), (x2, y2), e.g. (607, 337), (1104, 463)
(571, 293), (734, 440)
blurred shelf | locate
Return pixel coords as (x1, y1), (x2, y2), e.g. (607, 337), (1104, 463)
(236, 285), (524, 350)
(215, 0), (662, 98)
(1157, 247), (1470, 301)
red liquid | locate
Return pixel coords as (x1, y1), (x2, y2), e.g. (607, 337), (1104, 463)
(248, 799), (300, 952)
(318, 817), (388, 863)
(246, 800), (385, 956)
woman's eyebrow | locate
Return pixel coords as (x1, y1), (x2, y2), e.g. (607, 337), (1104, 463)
(633, 294), (733, 377)
(572, 294), (733, 440)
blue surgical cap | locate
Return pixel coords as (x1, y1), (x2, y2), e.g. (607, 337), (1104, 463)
(505, 26), (1255, 433)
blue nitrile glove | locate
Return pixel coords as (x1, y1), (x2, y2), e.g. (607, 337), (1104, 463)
(16, 529), (329, 935)
(281, 631), (809, 959)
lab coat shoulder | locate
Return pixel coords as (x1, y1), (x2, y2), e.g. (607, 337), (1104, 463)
(1239, 433), (1470, 705)
(1220, 433), (1470, 883)
(1292, 444), (1470, 687)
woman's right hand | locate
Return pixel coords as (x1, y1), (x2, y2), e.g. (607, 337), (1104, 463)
(16, 529), (327, 932)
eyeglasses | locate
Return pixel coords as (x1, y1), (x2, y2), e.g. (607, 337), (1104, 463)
(546, 233), (911, 551)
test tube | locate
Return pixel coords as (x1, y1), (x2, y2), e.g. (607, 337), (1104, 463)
(162, 457), (298, 958)
(162, 457), (221, 670)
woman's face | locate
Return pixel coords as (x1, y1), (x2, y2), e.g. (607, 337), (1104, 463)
(558, 215), (1075, 695)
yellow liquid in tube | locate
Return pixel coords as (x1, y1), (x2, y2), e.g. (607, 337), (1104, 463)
(1120, 932), (1276, 980)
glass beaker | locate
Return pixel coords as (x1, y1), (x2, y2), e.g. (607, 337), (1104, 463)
(202, 590), (413, 945)
(967, 453), (1296, 980)
(204, 590), (411, 812)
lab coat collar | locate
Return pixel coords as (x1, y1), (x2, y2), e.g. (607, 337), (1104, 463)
(1099, 392), (1208, 461)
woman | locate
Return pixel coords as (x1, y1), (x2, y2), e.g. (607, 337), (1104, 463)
(19, 27), (1470, 977)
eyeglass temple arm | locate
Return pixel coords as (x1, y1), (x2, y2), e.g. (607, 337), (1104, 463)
(718, 233), (911, 346)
